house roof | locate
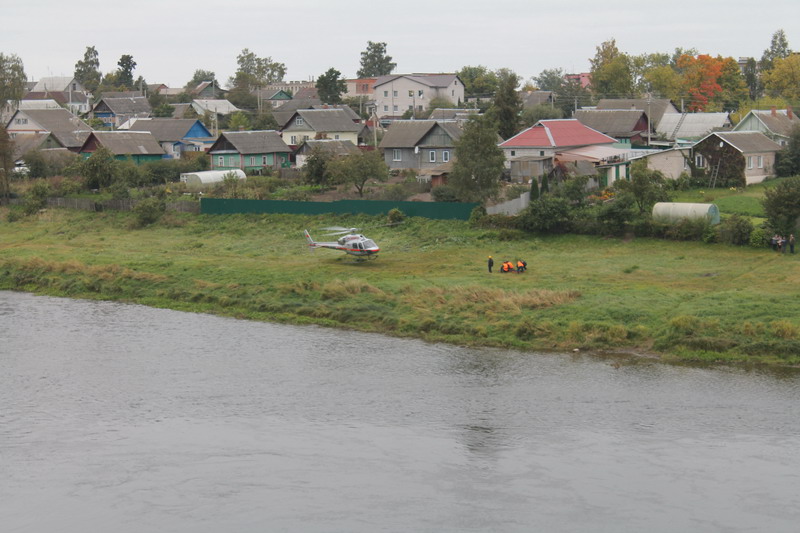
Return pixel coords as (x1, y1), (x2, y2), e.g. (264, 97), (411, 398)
(125, 119), (211, 142)
(656, 112), (731, 140)
(295, 139), (360, 156)
(379, 120), (463, 148)
(311, 104), (360, 121)
(288, 108), (364, 133)
(84, 131), (165, 155)
(573, 109), (648, 137)
(499, 119), (617, 149)
(596, 98), (678, 127)
(23, 92), (90, 105)
(12, 132), (50, 159)
(557, 145), (631, 163)
(30, 77), (76, 93)
(97, 96), (152, 115)
(737, 109), (800, 138)
(273, 98), (324, 127)
(212, 130), (290, 154)
(520, 90), (554, 108)
(707, 131), (781, 153)
(293, 87), (319, 100)
(192, 99), (239, 115)
(170, 103), (193, 119)
(8, 108), (92, 148)
(374, 73), (461, 89)
(428, 108), (479, 120)
(18, 99), (62, 110)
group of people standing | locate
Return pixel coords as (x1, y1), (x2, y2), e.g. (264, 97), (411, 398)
(770, 234), (795, 254)
(487, 256), (527, 273)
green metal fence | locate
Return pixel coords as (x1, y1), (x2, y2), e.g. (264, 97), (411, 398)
(200, 198), (479, 220)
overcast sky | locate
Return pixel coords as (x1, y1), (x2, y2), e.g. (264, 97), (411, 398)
(3, 0), (797, 88)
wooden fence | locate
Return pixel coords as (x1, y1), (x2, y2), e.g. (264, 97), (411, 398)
(7, 197), (200, 214)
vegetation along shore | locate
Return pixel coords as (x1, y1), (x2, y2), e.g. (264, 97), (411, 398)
(2, 207), (800, 367)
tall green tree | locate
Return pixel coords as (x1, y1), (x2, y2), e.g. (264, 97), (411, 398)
(775, 125), (800, 177)
(533, 68), (565, 92)
(303, 146), (334, 186)
(228, 48), (286, 92)
(327, 149), (388, 197)
(185, 69), (216, 90)
(116, 54), (137, 89)
(488, 68), (522, 139)
(74, 46), (101, 93)
(763, 55), (800, 100)
(760, 29), (791, 72)
(457, 65), (499, 98)
(614, 160), (671, 214)
(81, 147), (117, 189)
(0, 53), (27, 105)
(228, 111), (251, 131)
(762, 175), (800, 233)
(0, 125), (13, 203)
(743, 57), (760, 100)
(357, 41), (396, 78)
(589, 39), (634, 99)
(449, 115), (505, 202)
(717, 57), (749, 111)
(316, 67), (347, 104)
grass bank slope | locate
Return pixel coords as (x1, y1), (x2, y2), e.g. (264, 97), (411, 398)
(2, 209), (799, 366)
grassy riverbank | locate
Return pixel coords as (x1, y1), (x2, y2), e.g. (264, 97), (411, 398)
(2, 208), (800, 366)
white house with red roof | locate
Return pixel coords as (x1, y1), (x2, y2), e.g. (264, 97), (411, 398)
(498, 119), (618, 166)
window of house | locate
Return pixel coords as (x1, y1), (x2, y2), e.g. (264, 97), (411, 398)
(217, 156), (224, 166)
(429, 151), (436, 163)
(510, 150), (516, 157)
(747, 156), (753, 169)
(384, 90), (388, 97)
(334, 134), (340, 140)
(393, 105), (398, 112)
(443, 151), (450, 162)
(393, 149), (401, 161)
(418, 90), (424, 98)
(290, 135), (297, 144)
(393, 90), (398, 97)
(262, 155), (268, 165)
(295, 116), (304, 126)
(408, 105), (413, 110)
(303, 135), (309, 141)
(758, 155), (763, 168)
(540, 151), (545, 156)
(383, 105), (388, 112)
(695, 154), (706, 168)
(408, 90), (413, 97)
(418, 105), (423, 111)
(249, 156), (256, 166)
(15, 118), (27, 125)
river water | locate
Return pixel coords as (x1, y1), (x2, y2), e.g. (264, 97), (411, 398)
(1, 291), (799, 532)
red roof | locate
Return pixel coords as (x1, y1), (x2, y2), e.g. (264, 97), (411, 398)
(499, 119), (617, 149)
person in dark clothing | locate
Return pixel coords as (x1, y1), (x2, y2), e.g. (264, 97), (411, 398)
(791, 234), (796, 254)
(487, 256), (494, 273)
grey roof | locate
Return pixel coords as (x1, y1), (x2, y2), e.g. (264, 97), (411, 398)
(87, 131), (165, 155)
(192, 99), (239, 115)
(12, 132), (50, 159)
(213, 130), (290, 154)
(287, 108), (363, 133)
(311, 104), (360, 121)
(11, 108), (92, 148)
(98, 96), (152, 115)
(573, 109), (647, 137)
(295, 139), (360, 156)
(379, 120), (463, 148)
(596, 98), (679, 127)
(428, 108), (479, 120)
(170, 103), (193, 119)
(712, 131), (781, 153)
(656, 113), (731, 140)
(30, 77), (76, 92)
(273, 98), (324, 127)
(126, 119), (208, 142)
(374, 73), (460, 89)
(520, 90), (554, 108)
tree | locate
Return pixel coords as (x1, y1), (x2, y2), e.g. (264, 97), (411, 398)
(303, 146), (334, 186)
(760, 29), (791, 72)
(763, 55), (800, 100)
(677, 54), (723, 111)
(717, 57), (749, 111)
(357, 41), (396, 78)
(116, 54), (137, 89)
(228, 111), (251, 131)
(74, 46), (101, 93)
(153, 103), (175, 117)
(614, 159), (671, 214)
(488, 68), (522, 139)
(520, 104), (562, 127)
(0, 126), (13, 203)
(316, 68), (347, 104)
(327, 150), (388, 197)
(533, 68), (566, 93)
(644, 65), (682, 101)
(775, 125), (800, 177)
(589, 39), (634, 99)
(448, 115), (505, 202)
(185, 69), (216, 90)
(555, 77), (593, 116)
(81, 147), (117, 189)
(457, 65), (499, 98)
(228, 48), (286, 92)
(762, 175), (800, 234)
(743, 57), (761, 100)
(0, 53), (27, 105)
(630, 52), (671, 94)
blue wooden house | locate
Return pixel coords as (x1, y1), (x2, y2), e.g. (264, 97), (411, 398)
(125, 118), (215, 159)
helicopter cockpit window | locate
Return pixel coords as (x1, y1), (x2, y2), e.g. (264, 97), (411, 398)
(363, 239), (376, 248)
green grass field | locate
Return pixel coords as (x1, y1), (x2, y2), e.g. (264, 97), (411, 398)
(2, 207), (800, 367)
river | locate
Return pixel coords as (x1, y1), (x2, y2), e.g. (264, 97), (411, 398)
(1, 291), (799, 532)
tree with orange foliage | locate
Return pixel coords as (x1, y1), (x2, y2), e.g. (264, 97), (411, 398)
(676, 54), (723, 111)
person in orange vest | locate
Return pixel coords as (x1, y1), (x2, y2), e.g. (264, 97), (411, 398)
(502, 260), (513, 273)
(517, 259), (527, 273)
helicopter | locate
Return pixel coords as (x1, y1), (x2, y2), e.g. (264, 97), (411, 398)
(304, 227), (381, 260)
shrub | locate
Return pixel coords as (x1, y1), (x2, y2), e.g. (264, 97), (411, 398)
(132, 197), (166, 227)
(23, 180), (51, 215)
(387, 208), (405, 225)
(749, 226), (771, 248)
(517, 195), (571, 233)
(431, 185), (459, 202)
(717, 214), (753, 245)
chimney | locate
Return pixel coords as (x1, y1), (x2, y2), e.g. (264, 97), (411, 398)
(788, 105), (794, 120)
(771, 106), (777, 117)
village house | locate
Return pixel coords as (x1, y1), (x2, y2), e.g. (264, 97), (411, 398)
(280, 108), (366, 148)
(732, 107), (799, 147)
(595, 98), (680, 131)
(631, 147), (692, 181)
(692, 131), (781, 185)
(655, 113), (732, 144)
(378, 120), (463, 172)
(294, 139), (361, 168)
(5, 107), (92, 151)
(79, 131), (165, 164)
(373, 74), (465, 122)
(91, 97), (152, 129)
(499, 119), (617, 166)
(207, 130), (291, 173)
(122, 118), (215, 158)
(24, 76), (92, 115)
(573, 109), (652, 146)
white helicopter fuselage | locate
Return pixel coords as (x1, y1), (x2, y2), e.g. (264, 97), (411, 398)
(305, 230), (380, 258)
